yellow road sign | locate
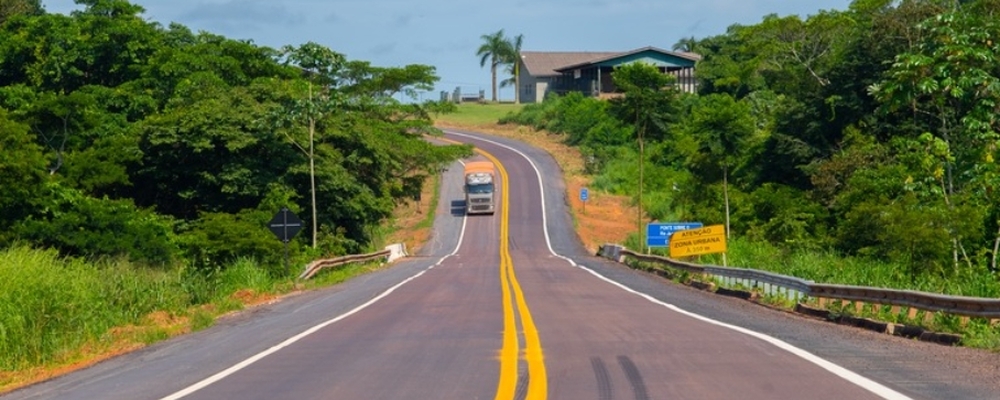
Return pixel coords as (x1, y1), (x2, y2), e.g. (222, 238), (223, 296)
(669, 224), (727, 258)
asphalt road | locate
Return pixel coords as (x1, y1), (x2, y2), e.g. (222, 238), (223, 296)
(5, 129), (999, 400)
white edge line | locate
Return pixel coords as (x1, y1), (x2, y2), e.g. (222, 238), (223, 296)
(161, 167), (469, 400)
(443, 129), (912, 400)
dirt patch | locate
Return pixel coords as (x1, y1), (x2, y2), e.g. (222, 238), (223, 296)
(384, 173), (438, 255)
(436, 122), (637, 253)
(229, 289), (280, 308)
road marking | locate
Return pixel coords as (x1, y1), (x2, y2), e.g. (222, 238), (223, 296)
(159, 168), (470, 400)
(439, 135), (549, 399)
(479, 149), (547, 400)
(444, 130), (912, 400)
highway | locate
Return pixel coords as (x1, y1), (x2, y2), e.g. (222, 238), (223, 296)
(5, 129), (999, 399)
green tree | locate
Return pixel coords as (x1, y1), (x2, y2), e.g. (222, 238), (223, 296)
(0, 108), (47, 237)
(609, 62), (678, 246)
(744, 11), (851, 88)
(0, 0), (41, 25)
(693, 25), (768, 98)
(276, 42), (347, 248)
(679, 93), (756, 238)
(870, 6), (1000, 268)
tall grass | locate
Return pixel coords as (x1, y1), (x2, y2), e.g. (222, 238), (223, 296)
(0, 246), (173, 369)
(2, 247), (88, 368)
(0, 240), (398, 378)
(0, 246), (290, 372)
(216, 258), (277, 298)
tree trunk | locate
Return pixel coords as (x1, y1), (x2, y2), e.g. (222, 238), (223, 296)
(309, 83), (318, 249)
(639, 135), (644, 249)
(491, 60), (498, 102)
(514, 61), (520, 104)
(638, 117), (646, 250)
(938, 112), (958, 268)
(724, 164), (730, 239)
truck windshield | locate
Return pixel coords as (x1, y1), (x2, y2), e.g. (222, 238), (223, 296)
(466, 183), (494, 194)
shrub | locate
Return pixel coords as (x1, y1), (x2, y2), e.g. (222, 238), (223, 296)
(13, 182), (179, 266)
(177, 210), (284, 272)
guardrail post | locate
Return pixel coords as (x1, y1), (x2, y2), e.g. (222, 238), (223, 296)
(923, 311), (935, 325)
(891, 305), (901, 316)
(854, 301), (864, 315)
(907, 307), (919, 320)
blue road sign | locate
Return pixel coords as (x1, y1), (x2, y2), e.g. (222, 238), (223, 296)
(580, 188), (589, 201)
(646, 222), (703, 247)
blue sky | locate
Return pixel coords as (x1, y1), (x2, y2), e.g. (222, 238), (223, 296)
(42, 0), (851, 101)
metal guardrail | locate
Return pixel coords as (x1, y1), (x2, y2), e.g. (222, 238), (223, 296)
(298, 249), (392, 280)
(600, 244), (1000, 320)
(810, 284), (1000, 319)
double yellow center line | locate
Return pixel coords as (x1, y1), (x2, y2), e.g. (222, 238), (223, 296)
(439, 135), (547, 399)
(479, 149), (547, 400)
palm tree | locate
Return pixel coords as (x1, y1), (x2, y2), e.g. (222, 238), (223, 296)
(672, 36), (698, 53)
(477, 29), (508, 102)
(499, 33), (524, 104)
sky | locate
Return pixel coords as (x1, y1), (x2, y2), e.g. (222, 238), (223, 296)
(42, 0), (852, 102)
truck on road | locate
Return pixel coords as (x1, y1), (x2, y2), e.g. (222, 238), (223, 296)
(463, 161), (496, 215)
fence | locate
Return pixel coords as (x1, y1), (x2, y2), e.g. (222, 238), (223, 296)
(446, 87), (485, 104)
(598, 244), (1000, 322)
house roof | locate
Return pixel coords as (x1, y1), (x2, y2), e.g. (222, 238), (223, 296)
(520, 47), (701, 77)
(520, 51), (620, 77)
(555, 46), (701, 72)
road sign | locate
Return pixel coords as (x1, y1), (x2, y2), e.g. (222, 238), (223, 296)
(645, 222), (703, 247)
(669, 224), (727, 258)
(580, 188), (589, 201)
(269, 208), (303, 243)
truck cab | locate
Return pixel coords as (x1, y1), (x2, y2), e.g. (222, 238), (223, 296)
(464, 161), (496, 215)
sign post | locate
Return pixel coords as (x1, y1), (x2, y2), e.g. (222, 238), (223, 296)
(580, 188), (589, 214)
(268, 208), (303, 276)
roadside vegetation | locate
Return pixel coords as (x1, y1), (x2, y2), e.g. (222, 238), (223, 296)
(0, 0), (468, 391)
(442, 0), (1000, 345)
(456, 0), (1000, 347)
(495, 1), (1000, 298)
(4, 0), (1000, 391)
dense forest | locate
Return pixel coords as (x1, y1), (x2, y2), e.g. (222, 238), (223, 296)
(502, 0), (1000, 294)
(0, 0), (470, 272)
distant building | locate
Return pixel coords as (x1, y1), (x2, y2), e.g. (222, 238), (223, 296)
(517, 46), (700, 103)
